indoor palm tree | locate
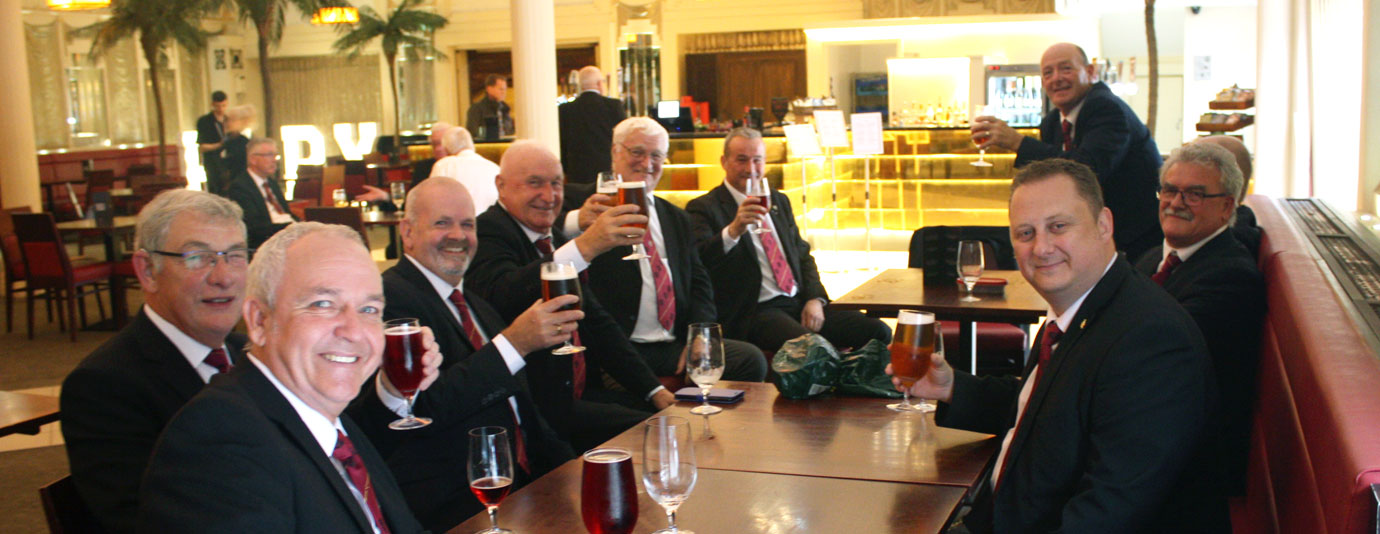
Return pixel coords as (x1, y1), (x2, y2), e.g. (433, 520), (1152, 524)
(224, 0), (344, 138)
(86, 0), (219, 174)
(332, 0), (448, 156)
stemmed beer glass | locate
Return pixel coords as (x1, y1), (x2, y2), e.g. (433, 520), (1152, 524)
(743, 176), (771, 234)
(888, 310), (941, 413)
(957, 240), (985, 302)
(643, 416), (698, 534)
(686, 323), (725, 417)
(467, 427), (514, 534)
(618, 180), (650, 260)
(596, 172), (620, 207)
(383, 318), (432, 430)
(971, 105), (995, 168)
(541, 261), (586, 355)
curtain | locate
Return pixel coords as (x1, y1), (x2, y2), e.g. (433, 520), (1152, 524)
(268, 55), (383, 155)
(25, 21), (67, 149)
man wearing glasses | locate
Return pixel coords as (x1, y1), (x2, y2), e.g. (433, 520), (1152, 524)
(225, 137), (297, 248)
(61, 189), (254, 533)
(1136, 142), (1265, 498)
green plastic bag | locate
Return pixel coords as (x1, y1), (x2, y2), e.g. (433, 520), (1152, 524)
(771, 334), (842, 399)
(836, 339), (903, 399)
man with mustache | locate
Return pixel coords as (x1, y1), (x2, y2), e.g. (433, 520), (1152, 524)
(972, 42), (1164, 260)
(1135, 142), (1264, 497)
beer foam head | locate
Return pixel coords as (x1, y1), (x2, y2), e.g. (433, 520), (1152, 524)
(617, 181), (645, 190)
(897, 310), (934, 325)
(384, 324), (421, 336)
(540, 261), (578, 280)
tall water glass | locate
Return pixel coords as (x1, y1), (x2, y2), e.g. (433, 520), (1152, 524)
(643, 416), (697, 534)
(581, 448), (638, 534)
(467, 427), (514, 534)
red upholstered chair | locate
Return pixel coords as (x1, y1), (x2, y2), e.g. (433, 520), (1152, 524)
(39, 475), (104, 534)
(2, 206), (57, 333)
(304, 207), (369, 247)
(12, 213), (114, 341)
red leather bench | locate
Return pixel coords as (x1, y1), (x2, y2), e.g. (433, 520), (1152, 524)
(1231, 195), (1380, 533)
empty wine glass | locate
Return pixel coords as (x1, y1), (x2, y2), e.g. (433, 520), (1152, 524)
(467, 427), (514, 534)
(389, 181), (406, 211)
(686, 323), (725, 417)
(971, 105), (995, 168)
(743, 176), (771, 234)
(643, 416), (697, 534)
(957, 240), (985, 302)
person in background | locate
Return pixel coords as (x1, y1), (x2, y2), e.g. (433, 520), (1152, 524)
(196, 91), (229, 194)
(219, 104), (257, 190)
(411, 122), (453, 188)
(429, 126), (500, 215)
(1193, 135), (1260, 253)
(466, 74), (513, 140)
(559, 66), (626, 185)
(224, 137), (297, 249)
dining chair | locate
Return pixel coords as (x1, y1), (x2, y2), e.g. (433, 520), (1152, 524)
(13, 213), (114, 341)
(38, 475), (105, 534)
(303, 207), (370, 247)
(1, 206), (56, 333)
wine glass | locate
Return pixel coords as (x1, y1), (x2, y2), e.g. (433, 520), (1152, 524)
(467, 427), (514, 534)
(581, 448), (638, 534)
(596, 172), (620, 207)
(888, 311), (940, 413)
(743, 176), (771, 234)
(957, 240), (985, 302)
(541, 262), (586, 355)
(617, 180), (649, 260)
(971, 105), (995, 168)
(389, 181), (406, 211)
(686, 323), (725, 417)
(643, 416), (697, 534)
(383, 318), (432, 430)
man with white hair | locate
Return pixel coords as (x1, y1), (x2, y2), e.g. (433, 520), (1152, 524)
(429, 126), (500, 214)
(411, 121), (453, 187)
(559, 65), (626, 185)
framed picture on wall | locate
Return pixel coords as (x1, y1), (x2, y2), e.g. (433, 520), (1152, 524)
(215, 49), (226, 70)
(230, 49), (242, 70)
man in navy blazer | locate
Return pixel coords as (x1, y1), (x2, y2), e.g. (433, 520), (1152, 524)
(892, 159), (1222, 533)
(974, 43), (1163, 260)
(61, 189), (251, 534)
(1135, 142), (1265, 496)
(142, 223), (444, 533)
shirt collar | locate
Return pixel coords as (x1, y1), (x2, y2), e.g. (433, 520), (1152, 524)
(404, 254), (463, 301)
(1163, 224), (1228, 264)
(1046, 253), (1116, 333)
(143, 304), (221, 371)
(246, 354), (345, 457)
(1060, 99), (1086, 127)
(498, 200), (553, 243)
(249, 170), (268, 188)
(724, 181), (748, 204)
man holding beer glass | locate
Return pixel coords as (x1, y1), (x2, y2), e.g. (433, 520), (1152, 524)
(466, 140), (674, 451)
(889, 159), (1223, 532)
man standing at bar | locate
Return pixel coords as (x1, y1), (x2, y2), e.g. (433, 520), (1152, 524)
(892, 159), (1222, 532)
(196, 91), (228, 194)
(973, 43), (1163, 260)
(225, 137), (297, 249)
(686, 127), (891, 355)
(559, 66), (626, 185)
(1136, 142), (1264, 498)
(466, 75), (513, 140)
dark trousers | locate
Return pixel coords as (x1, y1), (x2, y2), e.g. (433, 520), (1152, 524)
(744, 296), (893, 355)
(631, 338), (768, 382)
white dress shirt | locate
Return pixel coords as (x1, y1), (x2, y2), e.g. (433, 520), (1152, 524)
(144, 304), (228, 384)
(718, 181), (798, 302)
(249, 170), (294, 224)
(1158, 224), (1229, 271)
(429, 149), (501, 215)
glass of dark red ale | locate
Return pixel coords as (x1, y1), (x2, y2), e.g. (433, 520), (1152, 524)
(468, 426), (515, 534)
(383, 318), (433, 430)
(541, 261), (587, 355)
(581, 447), (638, 534)
(743, 176), (771, 234)
(618, 181), (650, 260)
(887, 310), (941, 413)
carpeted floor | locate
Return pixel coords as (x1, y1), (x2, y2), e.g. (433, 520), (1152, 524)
(0, 446), (70, 534)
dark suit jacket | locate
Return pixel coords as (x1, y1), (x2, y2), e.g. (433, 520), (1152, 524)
(346, 257), (572, 531)
(939, 257), (1220, 533)
(1232, 204), (1261, 258)
(140, 362), (425, 534)
(587, 198), (716, 341)
(59, 310), (246, 534)
(1016, 82), (1163, 254)
(465, 204), (663, 424)
(684, 184), (829, 340)
(558, 91), (626, 185)
(225, 170), (295, 249)
(1135, 229), (1265, 494)
(411, 157), (437, 189)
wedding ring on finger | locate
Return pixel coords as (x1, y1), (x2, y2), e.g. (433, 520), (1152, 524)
(555, 324), (563, 335)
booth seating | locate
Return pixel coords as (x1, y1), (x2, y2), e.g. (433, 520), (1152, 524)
(1232, 195), (1380, 533)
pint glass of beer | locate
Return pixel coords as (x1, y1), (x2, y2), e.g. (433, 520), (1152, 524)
(887, 309), (941, 413)
(617, 181), (649, 260)
(541, 261), (586, 355)
(596, 172), (620, 208)
(581, 448), (638, 534)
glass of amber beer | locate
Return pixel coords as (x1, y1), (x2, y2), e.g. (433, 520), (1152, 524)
(541, 261), (587, 355)
(618, 181), (650, 260)
(596, 172), (620, 207)
(887, 309), (941, 413)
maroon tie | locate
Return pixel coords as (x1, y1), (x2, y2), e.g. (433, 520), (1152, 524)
(995, 321), (1064, 491)
(531, 236), (585, 398)
(447, 290), (486, 351)
(757, 228), (797, 294)
(1151, 252), (1183, 286)
(534, 236), (553, 256)
(1061, 119), (1073, 151)
(203, 348), (231, 374)
(642, 233), (676, 332)
(261, 182), (287, 216)
(331, 430), (391, 534)
(509, 410), (531, 474)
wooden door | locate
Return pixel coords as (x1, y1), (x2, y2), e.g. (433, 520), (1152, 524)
(713, 51), (805, 122)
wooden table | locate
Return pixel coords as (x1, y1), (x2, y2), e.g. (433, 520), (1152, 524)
(0, 391), (60, 438)
(361, 211), (404, 259)
(56, 215), (138, 328)
(450, 382), (997, 533)
(830, 268), (1048, 372)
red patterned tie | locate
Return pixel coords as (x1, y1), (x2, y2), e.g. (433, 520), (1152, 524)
(203, 348), (231, 374)
(1151, 252), (1183, 286)
(995, 321), (1064, 491)
(642, 233), (676, 332)
(1061, 119), (1073, 151)
(261, 182), (287, 216)
(757, 228), (797, 294)
(534, 236), (553, 256)
(532, 236), (585, 398)
(331, 430), (392, 534)
(447, 290), (486, 351)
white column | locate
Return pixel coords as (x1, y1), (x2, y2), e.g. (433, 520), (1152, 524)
(0, 0), (42, 210)
(511, 0), (559, 152)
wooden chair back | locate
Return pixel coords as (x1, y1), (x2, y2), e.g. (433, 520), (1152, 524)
(39, 475), (106, 534)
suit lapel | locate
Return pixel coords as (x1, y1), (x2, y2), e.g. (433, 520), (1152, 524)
(1165, 230), (1234, 290)
(393, 257), (471, 351)
(132, 312), (208, 402)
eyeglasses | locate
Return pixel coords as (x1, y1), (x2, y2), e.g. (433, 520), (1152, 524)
(148, 248), (254, 270)
(249, 152), (279, 159)
(619, 143), (667, 163)
(1157, 184), (1231, 206)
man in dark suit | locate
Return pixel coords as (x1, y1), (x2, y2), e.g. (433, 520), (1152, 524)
(1194, 134), (1261, 254)
(974, 43), (1164, 260)
(685, 127), (892, 355)
(1135, 142), (1265, 496)
(141, 223), (436, 533)
(559, 66), (626, 185)
(892, 158), (1221, 533)
(60, 189), (250, 534)
(224, 137), (297, 248)
(465, 140), (675, 450)
(196, 91), (228, 194)
(572, 117), (765, 380)
(350, 176), (575, 532)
